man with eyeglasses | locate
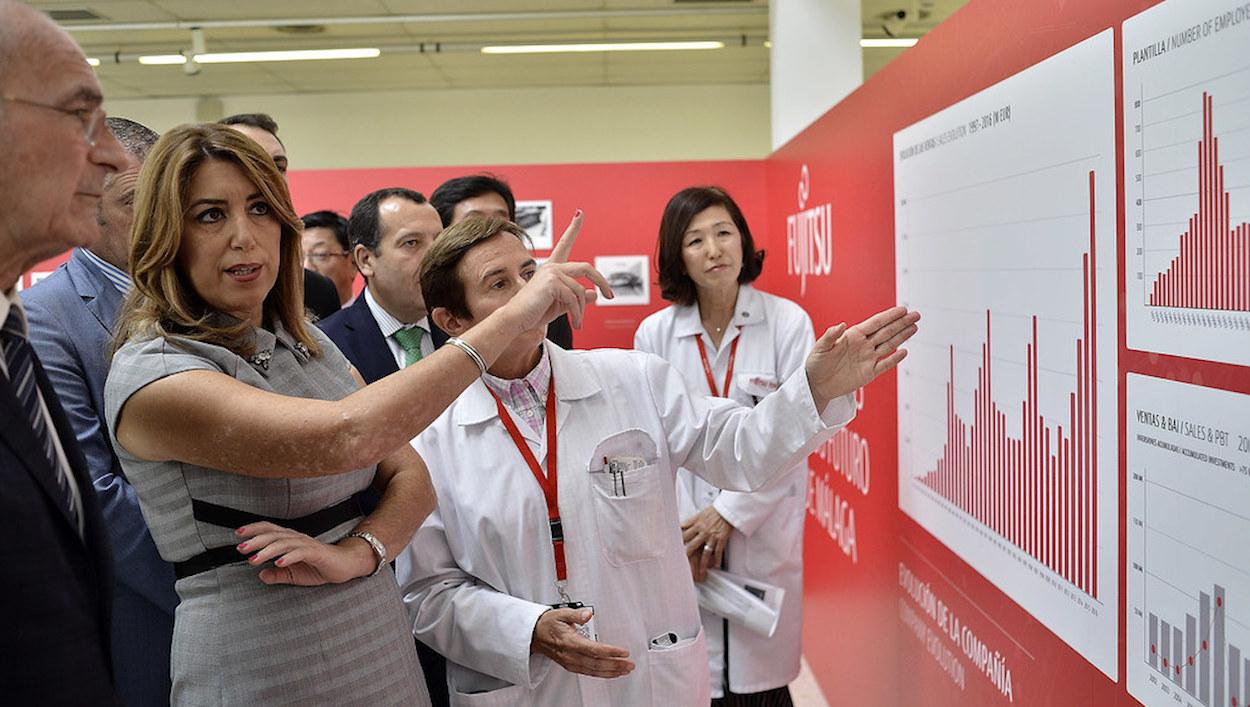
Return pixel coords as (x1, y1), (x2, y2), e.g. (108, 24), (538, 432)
(0, 1), (129, 703)
(24, 117), (174, 707)
(301, 209), (358, 307)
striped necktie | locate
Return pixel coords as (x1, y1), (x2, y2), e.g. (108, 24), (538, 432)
(1, 307), (77, 525)
(393, 326), (425, 368)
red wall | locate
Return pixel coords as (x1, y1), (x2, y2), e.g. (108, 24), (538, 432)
(288, 161), (767, 350)
(762, 0), (1250, 705)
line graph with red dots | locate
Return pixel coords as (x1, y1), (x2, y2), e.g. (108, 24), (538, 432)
(1146, 586), (1246, 707)
(1126, 374), (1250, 707)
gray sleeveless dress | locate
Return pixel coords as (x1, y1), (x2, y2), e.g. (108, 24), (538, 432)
(105, 321), (429, 706)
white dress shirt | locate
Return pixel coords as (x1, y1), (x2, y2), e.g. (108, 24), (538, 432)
(363, 287), (434, 368)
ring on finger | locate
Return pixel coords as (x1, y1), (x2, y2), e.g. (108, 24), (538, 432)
(702, 543), (713, 554)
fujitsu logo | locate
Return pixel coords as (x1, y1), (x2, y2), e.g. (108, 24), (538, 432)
(786, 164), (832, 295)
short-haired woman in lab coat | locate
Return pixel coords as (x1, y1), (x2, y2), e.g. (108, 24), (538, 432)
(634, 186), (814, 706)
(396, 216), (919, 706)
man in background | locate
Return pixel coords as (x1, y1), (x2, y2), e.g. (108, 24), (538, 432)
(430, 173), (573, 349)
(220, 112), (341, 321)
(301, 209), (356, 307)
(317, 187), (450, 706)
(0, 2), (129, 702)
(319, 188), (441, 383)
(24, 116), (175, 706)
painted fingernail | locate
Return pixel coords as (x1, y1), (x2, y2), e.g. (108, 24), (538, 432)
(236, 527), (247, 536)
(248, 554), (258, 563)
(237, 542), (247, 551)
(575, 209), (583, 217)
(275, 558), (285, 567)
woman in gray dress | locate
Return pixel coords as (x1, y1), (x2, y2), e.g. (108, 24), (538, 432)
(103, 124), (611, 705)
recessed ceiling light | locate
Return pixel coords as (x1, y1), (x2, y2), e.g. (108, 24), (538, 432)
(193, 48), (381, 63)
(138, 54), (187, 65)
(481, 41), (724, 55)
(860, 38), (919, 48)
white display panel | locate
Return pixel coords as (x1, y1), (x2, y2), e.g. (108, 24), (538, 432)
(1127, 373), (1250, 707)
(894, 30), (1118, 678)
(1124, 0), (1250, 365)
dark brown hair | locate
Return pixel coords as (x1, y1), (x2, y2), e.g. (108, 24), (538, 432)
(419, 216), (530, 319)
(657, 186), (764, 305)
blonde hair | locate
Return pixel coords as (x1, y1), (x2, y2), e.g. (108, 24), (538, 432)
(114, 123), (319, 357)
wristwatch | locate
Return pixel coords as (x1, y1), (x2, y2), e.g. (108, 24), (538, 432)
(345, 530), (388, 577)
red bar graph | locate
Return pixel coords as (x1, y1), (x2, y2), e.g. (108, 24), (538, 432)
(918, 171), (1099, 599)
(1149, 92), (1250, 311)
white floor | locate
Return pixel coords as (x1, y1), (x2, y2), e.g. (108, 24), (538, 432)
(790, 657), (830, 707)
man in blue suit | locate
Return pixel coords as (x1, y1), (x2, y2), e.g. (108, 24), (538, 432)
(0, 3), (129, 703)
(23, 116), (174, 706)
(319, 187), (441, 384)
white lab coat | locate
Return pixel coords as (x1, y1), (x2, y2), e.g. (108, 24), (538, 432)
(634, 285), (814, 697)
(395, 341), (854, 707)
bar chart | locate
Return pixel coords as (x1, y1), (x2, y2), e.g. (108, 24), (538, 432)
(915, 176), (1098, 597)
(1127, 374), (1250, 707)
(1124, 0), (1250, 365)
(895, 31), (1117, 678)
(1147, 93), (1250, 312)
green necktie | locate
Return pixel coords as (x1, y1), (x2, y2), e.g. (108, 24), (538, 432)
(393, 326), (425, 367)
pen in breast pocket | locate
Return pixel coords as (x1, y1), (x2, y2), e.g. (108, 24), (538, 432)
(649, 632), (679, 648)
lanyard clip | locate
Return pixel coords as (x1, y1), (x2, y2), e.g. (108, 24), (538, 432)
(549, 516), (564, 542)
(555, 579), (572, 604)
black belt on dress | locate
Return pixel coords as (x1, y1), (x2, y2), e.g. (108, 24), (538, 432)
(173, 497), (363, 580)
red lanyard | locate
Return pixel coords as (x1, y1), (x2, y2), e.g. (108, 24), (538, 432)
(694, 332), (741, 398)
(488, 379), (566, 583)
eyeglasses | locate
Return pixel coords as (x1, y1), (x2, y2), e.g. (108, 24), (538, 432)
(0, 94), (106, 146)
(304, 251), (350, 264)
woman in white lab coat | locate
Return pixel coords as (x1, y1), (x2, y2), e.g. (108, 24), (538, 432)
(634, 186), (813, 706)
(395, 217), (918, 707)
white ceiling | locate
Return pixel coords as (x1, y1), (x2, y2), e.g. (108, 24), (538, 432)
(32, 0), (968, 99)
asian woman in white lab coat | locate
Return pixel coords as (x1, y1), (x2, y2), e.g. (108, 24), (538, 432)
(395, 217), (919, 707)
(633, 186), (814, 706)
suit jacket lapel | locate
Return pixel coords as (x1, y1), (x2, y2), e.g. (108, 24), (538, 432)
(31, 351), (115, 645)
(0, 362), (82, 537)
(67, 250), (121, 334)
(346, 292), (398, 383)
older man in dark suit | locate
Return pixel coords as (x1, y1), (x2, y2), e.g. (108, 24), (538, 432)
(23, 117), (175, 706)
(0, 2), (129, 704)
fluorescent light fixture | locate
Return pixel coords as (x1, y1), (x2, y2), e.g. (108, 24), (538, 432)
(138, 53), (187, 65)
(481, 40), (724, 55)
(86, 57), (100, 66)
(860, 38), (919, 48)
(193, 48), (380, 64)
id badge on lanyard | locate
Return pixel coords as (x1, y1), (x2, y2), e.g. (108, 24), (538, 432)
(488, 377), (598, 641)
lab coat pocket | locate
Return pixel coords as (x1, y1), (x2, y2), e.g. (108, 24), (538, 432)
(647, 627), (710, 707)
(448, 681), (530, 707)
(587, 428), (664, 566)
(737, 371), (781, 402)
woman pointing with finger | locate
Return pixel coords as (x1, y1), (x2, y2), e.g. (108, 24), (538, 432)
(395, 216), (918, 706)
